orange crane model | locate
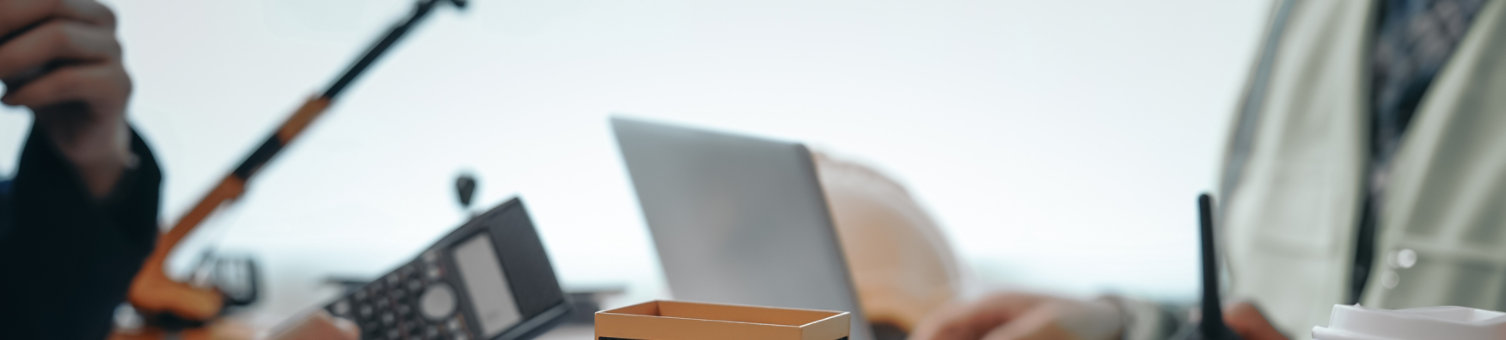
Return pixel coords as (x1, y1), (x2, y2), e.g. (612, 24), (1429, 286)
(127, 0), (468, 324)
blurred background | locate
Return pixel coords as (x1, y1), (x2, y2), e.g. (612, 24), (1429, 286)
(0, 0), (1268, 326)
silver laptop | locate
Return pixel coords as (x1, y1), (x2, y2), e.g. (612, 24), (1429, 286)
(612, 117), (875, 340)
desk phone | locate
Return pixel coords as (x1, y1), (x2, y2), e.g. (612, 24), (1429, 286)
(324, 198), (570, 340)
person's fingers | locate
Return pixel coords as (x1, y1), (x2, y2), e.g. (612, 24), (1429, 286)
(979, 324), (1075, 340)
(910, 294), (1044, 340)
(0, 20), (120, 80)
(977, 306), (1076, 340)
(909, 301), (986, 340)
(911, 300), (1012, 340)
(1, 62), (129, 111)
(1224, 302), (1287, 340)
(0, 0), (115, 39)
(979, 323), (1033, 340)
(953, 294), (1039, 330)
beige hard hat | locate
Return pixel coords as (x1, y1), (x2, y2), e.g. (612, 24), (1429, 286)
(813, 152), (964, 332)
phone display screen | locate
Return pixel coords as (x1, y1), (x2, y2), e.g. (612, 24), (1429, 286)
(452, 233), (524, 338)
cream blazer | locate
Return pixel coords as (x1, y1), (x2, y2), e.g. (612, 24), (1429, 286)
(1215, 0), (1506, 338)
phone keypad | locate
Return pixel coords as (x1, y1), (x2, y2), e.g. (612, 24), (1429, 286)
(326, 252), (476, 340)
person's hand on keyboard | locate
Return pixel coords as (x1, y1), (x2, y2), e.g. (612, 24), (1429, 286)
(908, 292), (1124, 340)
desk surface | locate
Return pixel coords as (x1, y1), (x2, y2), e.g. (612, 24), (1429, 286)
(537, 325), (595, 339)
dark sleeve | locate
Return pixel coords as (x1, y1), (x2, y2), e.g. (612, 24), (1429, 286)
(0, 124), (163, 340)
(0, 180), (11, 234)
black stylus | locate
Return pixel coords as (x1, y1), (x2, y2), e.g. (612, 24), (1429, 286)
(1195, 193), (1241, 340)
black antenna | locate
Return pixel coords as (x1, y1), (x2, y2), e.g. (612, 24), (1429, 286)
(455, 172), (478, 213)
(1198, 193), (1240, 340)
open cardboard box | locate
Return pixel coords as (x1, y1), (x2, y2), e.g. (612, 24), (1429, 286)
(595, 300), (851, 340)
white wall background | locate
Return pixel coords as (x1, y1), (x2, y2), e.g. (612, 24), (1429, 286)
(0, 0), (1270, 309)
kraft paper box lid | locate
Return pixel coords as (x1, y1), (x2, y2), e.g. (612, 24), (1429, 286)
(595, 300), (851, 340)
